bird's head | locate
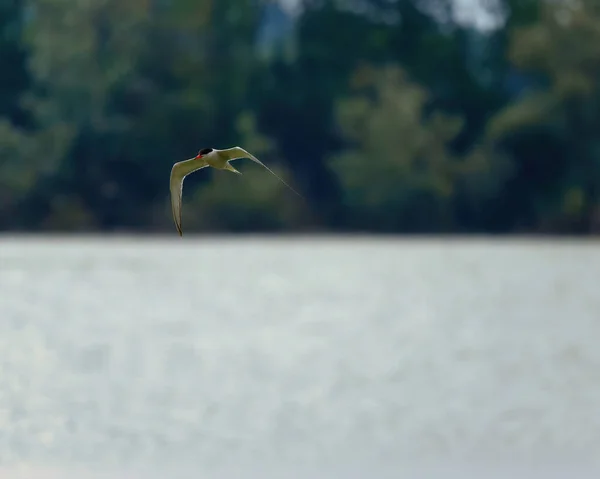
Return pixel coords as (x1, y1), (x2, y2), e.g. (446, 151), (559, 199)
(195, 147), (213, 159)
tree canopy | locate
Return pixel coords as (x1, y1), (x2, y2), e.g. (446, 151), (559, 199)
(1, 0), (598, 234)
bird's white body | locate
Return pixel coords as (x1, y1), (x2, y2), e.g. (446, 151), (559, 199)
(169, 146), (301, 236)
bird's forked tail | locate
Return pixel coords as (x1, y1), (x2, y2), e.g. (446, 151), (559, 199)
(225, 162), (242, 175)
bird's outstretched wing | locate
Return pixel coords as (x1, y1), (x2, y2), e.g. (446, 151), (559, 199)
(170, 158), (208, 236)
(221, 147), (303, 198)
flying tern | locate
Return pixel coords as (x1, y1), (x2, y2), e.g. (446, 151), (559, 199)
(170, 146), (302, 236)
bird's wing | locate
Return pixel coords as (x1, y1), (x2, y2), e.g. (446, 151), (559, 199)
(222, 146), (303, 198)
(170, 158), (208, 236)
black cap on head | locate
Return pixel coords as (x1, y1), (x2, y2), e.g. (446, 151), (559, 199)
(198, 148), (213, 155)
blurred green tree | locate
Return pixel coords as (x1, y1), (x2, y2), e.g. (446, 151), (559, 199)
(1, 0), (152, 230)
(2, 0), (598, 235)
(328, 65), (463, 231)
(252, 0), (516, 229)
(0, 0), (29, 126)
(487, 0), (600, 232)
(0, 0), (31, 227)
(2, 0), (269, 231)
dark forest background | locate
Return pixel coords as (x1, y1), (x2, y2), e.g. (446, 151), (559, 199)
(1, 0), (599, 234)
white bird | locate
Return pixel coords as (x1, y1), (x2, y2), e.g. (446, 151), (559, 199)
(169, 146), (302, 236)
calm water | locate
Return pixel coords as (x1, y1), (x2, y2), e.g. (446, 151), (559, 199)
(0, 235), (599, 478)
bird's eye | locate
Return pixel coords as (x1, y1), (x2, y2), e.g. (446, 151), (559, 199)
(199, 148), (213, 155)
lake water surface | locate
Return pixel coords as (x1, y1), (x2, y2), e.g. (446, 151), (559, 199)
(0, 235), (599, 478)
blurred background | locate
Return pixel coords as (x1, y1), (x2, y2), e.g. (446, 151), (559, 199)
(1, 0), (599, 234)
(1, 0), (600, 478)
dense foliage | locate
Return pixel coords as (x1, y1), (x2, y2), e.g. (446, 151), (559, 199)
(1, 0), (598, 234)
